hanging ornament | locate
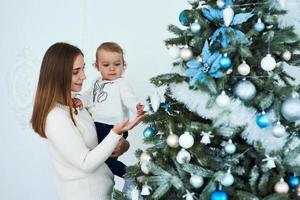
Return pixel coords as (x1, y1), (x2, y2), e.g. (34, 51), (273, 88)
(179, 131), (194, 149)
(141, 163), (150, 174)
(296, 185), (300, 198)
(260, 54), (277, 72)
(183, 190), (196, 200)
(274, 178), (289, 194)
(130, 186), (140, 200)
(143, 127), (157, 138)
(256, 111), (271, 128)
(187, 0), (199, 5)
(221, 170), (234, 187)
(219, 54), (232, 69)
(216, 91), (230, 107)
(210, 189), (229, 200)
(176, 148), (191, 164)
(141, 183), (152, 196)
(237, 60), (250, 76)
(200, 131), (214, 144)
(140, 151), (152, 164)
(223, 6), (234, 27)
(272, 121), (286, 138)
(216, 0), (225, 8)
(190, 20), (201, 34)
(262, 155), (276, 169)
(167, 134), (179, 148)
(179, 10), (189, 26)
(190, 174), (204, 188)
(224, 139), (236, 154)
(180, 46), (193, 61)
(168, 45), (181, 59)
(282, 50), (292, 61)
(150, 91), (161, 112)
(281, 97), (300, 121)
(233, 79), (256, 101)
(288, 175), (300, 189)
(254, 18), (265, 32)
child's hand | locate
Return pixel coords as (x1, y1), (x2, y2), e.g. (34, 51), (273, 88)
(136, 103), (145, 116)
(72, 98), (83, 110)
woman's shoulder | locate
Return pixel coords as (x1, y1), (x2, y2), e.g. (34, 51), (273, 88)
(47, 104), (70, 123)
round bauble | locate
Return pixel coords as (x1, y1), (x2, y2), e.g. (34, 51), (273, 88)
(282, 50), (292, 61)
(254, 18), (265, 32)
(272, 122), (286, 138)
(281, 98), (300, 121)
(143, 127), (157, 138)
(140, 152), (152, 164)
(180, 46), (193, 61)
(221, 173), (234, 187)
(216, 0), (225, 8)
(190, 20), (201, 34)
(274, 179), (289, 194)
(168, 45), (181, 59)
(179, 131), (194, 149)
(187, 0), (199, 5)
(288, 175), (300, 189)
(237, 61), (250, 76)
(256, 112), (271, 128)
(261, 54), (276, 71)
(210, 190), (229, 200)
(179, 10), (189, 26)
(216, 91), (230, 107)
(220, 55), (232, 69)
(190, 174), (204, 188)
(176, 149), (191, 164)
(233, 79), (256, 101)
(224, 140), (236, 154)
(141, 163), (150, 174)
(167, 134), (179, 148)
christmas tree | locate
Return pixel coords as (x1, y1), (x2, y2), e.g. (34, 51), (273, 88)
(115, 0), (300, 199)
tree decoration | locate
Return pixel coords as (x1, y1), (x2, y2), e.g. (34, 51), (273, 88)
(180, 46), (193, 61)
(190, 174), (204, 188)
(233, 78), (256, 101)
(179, 131), (194, 149)
(274, 178), (289, 194)
(272, 121), (286, 138)
(141, 183), (152, 196)
(143, 127), (157, 138)
(140, 151), (152, 164)
(216, 91), (230, 107)
(150, 91), (161, 112)
(254, 18), (265, 32)
(190, 20), (201, 34)
(256, 111), (271, 128)
(260, 54), (276, 71)
(168, 45), (181, 59)
(288, 175), (300, 189)
(224, 139), (236, 154)
(237, 60), (250, 76)
(176, 148), (191, 164)
(221, 169), (234, 187)
(210, 189), (229, 200)
(281, 97), (300, 122)
(167, 133), (179, 148)
(200, 131), (214, 144)
(219, 54), (232, 69)
(262, 155), (276, 169)
(216, 0), (225, 8)
(223, 6), (234, 27)
(282, 50), (292, 61)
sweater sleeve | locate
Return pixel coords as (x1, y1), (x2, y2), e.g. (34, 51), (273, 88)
(45, 109), (122, 173)
(119, 79), (139, 113)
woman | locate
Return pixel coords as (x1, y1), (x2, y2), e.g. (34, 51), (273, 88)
(31, 42), (142, 200)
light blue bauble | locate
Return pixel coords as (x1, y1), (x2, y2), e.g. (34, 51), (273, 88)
(233, 79), (256, 101)
(179, 10), (189, 26)
(254, 21), (265, 32)
(288, 175), (300, 189)
(190, 21), (201, 33)
(219, 56), (232, 69)
(143, 127), (157, 138)
(281, 98), (300, 122)
(256, 113), (271, 128)
(210, 190), (228, 200)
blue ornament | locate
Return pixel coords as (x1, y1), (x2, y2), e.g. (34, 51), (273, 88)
(288, 175), (300, 189)
(219, 55), (231, 69)
(179, 10), (189, 26)
(143, 127), (157, 138)
(256, 112), (270, 128)
(210, 190), (228, 200)
(254, 18), (265, 32)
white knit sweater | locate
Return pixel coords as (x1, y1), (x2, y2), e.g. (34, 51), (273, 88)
(45, 104), (122, 200)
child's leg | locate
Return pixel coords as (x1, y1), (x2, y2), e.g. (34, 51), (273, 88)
(105, 159), (127, 177)
(94, 122), (113, 143)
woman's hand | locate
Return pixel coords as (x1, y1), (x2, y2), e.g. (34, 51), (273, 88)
(112, 115), (144, 135)
(111, 138), (130, 157)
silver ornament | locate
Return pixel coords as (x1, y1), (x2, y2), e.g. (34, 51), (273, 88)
(141, 183), (152, 196)
(224, 139), (236, 154)
(272, 121), (286, 138)
(282, 50), (292, 61)
(281, 98), (300, 121)
(179, 131), (194, 149)
(180, 46), (193, 61)
(261, 54), (276, 71)
(237, 60), (250, 76)
(176, 148), (191, 164)
(233, 79), (256, 101)
(168, 45), (181, 59)
(216, 0), (225, 8)
(223, 6), (234, 27)
(274, 178), (289, 194)
(221, 171), (234, 187)
(216, 91), (230, 107)
(140, 152), (152, 164)
(190, 20), (201, 34)
(187, 0), (199, 5)
(190, 174), (204, 188)
(167, 134), (179, 148)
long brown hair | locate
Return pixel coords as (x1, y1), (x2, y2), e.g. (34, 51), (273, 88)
(31, 42), (83, 138)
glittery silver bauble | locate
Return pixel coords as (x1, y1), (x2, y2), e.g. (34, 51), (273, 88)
(179, 131), (194, 149)
(140, 152), (152, 164)
(281, 98), (300, 121)
(216, 0), (225, 8)
(190, 20), (201, 33)
(190, 174), (204, 188)
(168, 45), (181, 59)
(282, 50), (292, 61)
(272, 122), (286, 138)
(260, 54), (276, 71)
(233, 79), (256, 101)
(221, 172), (234, 187)
(274, 178), (289, 194)
(176, 148), (191, 164)
(166, 134), (179, 148)
(216, 91), (230, 107)
(180, 46), (193, 61)
(237, 61), (250, 76)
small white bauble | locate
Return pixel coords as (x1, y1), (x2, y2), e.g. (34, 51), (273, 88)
(150, 91), (161, 112)
(260, 54), (276, 71)
(221, 173), (234, 187)
(274, 178), (289, 194)
(141, 163), (150, 174)
(216, 91), (230, 107)
(223, 6), (234, 27)
(187, 0), (199, 5)
(237, 61), (250, 76)
(140, 152), (152, 164)
(180, 46), (193, 61)
(272, 122), (286, 138)
(176, 148), (191, 164)
(190, 174), (204, 188)
(167, 134), (179, 148)
(190, 20), (201, 34)
(233, 79), (256, 101)
(224, 139), (236, 154)
(282, 50), (292, 61)
(179, 131), (194, 149)
(168, 45), (181, 59)
(216, 0), (225, 8)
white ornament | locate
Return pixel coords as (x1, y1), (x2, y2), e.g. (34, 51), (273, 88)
(223, 6), (234, 27)
(167, 134), (179, 148)
(282, 50), (292, 61)
(180, 46), (193, 61)
(187, 0), (199, 5)
(141, 163), (150, 174)
(190, 20), (201, 34)
(141, 183), (152, 196)
(216, 91), (230, 107)
(272, 121), (286, 138)
(140, 152), (152, 164)
(260, 54), (276, 71)
(233, 79), (256, 101)
(224, 139), (236, 154)
(200, 131), (214, 144)
(176, 148), (191, 164)
(190, 174), (204, 188)
(281, 98), (300, 121)
(131, 187), (140, 200)
(274, 178), (289, 194)
(183, 190), (196, 200)
(168, 45), (181, 59)
(237, 60), (250, 76)
(221, 171), (234, 187)
(262, 155), (276, 169)
(179, 131), (194, 149)
(150, 91), (161, 112)
(216, 0), (225, 8)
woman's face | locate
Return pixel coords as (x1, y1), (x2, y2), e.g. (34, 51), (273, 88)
(71, 54), (86, 92)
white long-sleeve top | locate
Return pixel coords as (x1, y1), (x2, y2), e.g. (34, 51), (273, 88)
(45, 104), (123, 200)
(80, 77), (138, 125)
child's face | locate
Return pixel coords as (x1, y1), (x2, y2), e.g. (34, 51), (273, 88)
(96, 49), (124, 81)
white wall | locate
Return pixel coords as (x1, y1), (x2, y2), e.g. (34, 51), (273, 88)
(1, 1), (300, 200)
